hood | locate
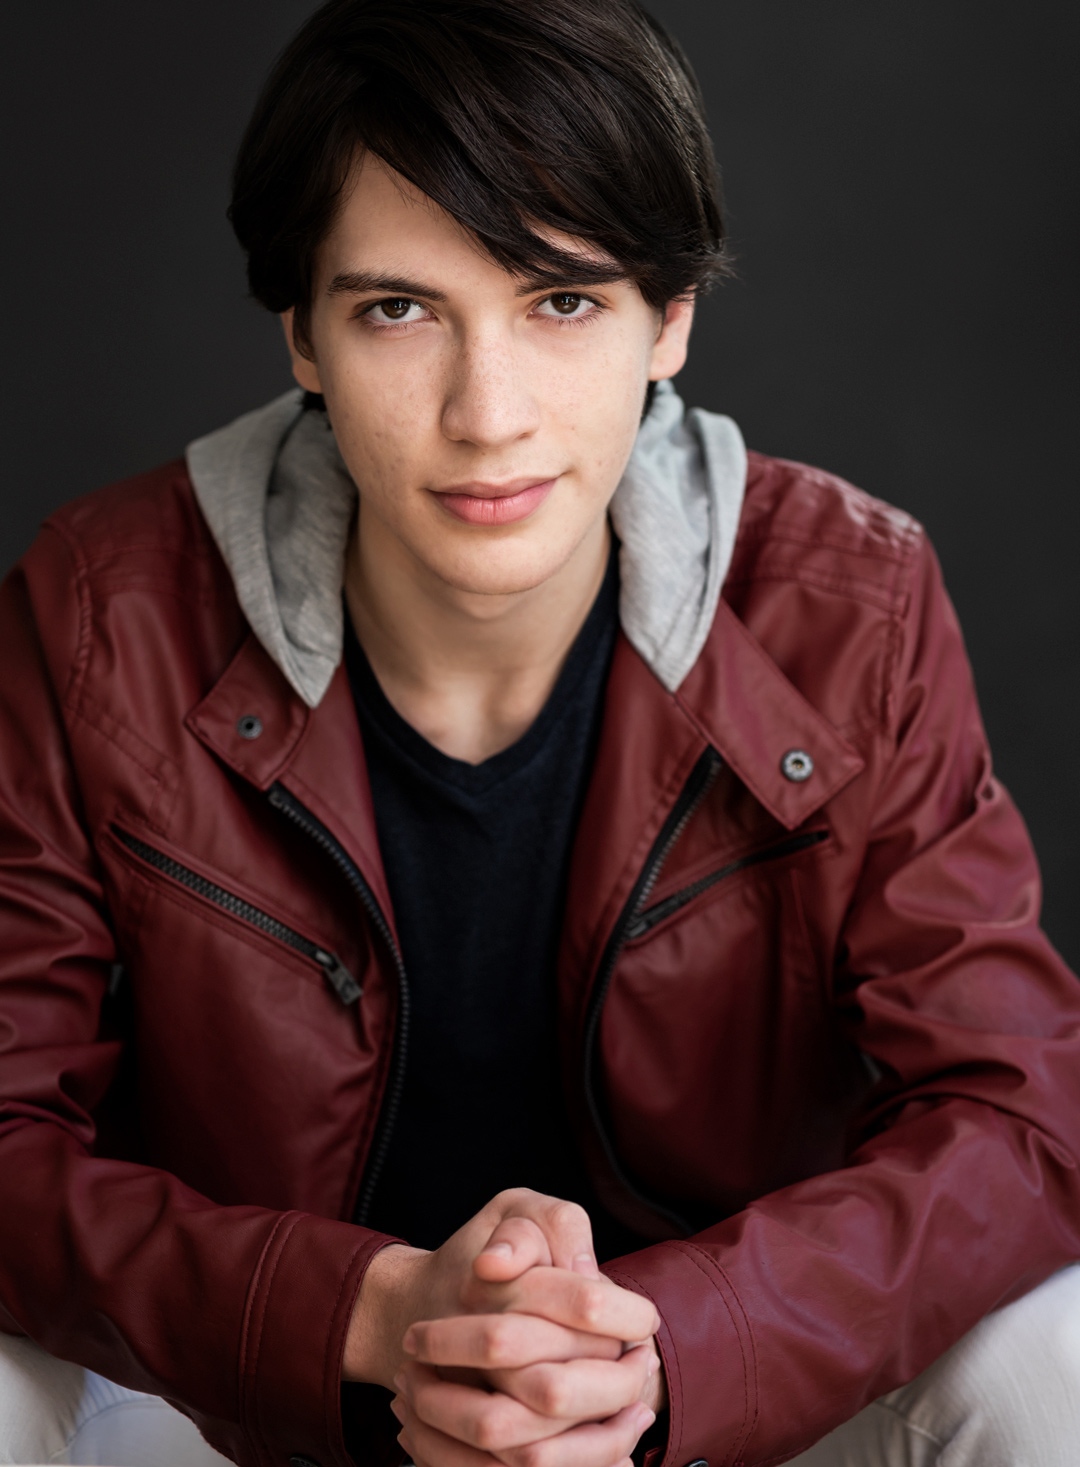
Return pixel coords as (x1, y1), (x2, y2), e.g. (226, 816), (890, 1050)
(186, 380), (746, 708)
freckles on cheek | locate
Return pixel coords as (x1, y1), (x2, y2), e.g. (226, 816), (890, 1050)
(337, 367), (430, 456)
(327, 390), (408, 497)
(349, 367), (416, 424)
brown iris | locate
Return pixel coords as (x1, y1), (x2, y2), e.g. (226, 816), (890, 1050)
(379, 298), (413, 320)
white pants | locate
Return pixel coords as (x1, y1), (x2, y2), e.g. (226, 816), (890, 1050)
(786, 1264), (1080, 1465)
(2, 1265), (1079, 1465)
(0, 1338), (228, 1466)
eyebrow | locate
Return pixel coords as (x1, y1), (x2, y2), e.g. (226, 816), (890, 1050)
(327, 270), (448, 301)
(511, 268), (627, 297)
(326, 265), (629, 301)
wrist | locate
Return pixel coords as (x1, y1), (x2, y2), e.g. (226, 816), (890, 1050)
(343, 1242), (429, 1387)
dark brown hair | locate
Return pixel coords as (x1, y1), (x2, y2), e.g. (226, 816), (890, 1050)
(229, 0), (728, 347)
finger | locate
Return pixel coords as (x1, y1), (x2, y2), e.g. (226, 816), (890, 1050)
(498, 1402), (656, 1467)
(404, 1314), (623, 1370)
(392, 1394), (500, 1467)
(476, 1194), (597, 1280)
(486, 1342), (659, 1420)
(501, 1268), (660, 1343)
(473, 1217), (552, 1283)
(396, 1363), (572, 1452)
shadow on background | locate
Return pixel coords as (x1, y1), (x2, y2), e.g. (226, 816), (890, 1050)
(1, 1), (1077, 965)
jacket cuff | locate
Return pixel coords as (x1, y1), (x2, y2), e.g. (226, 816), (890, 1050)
(605, 1241), (758, 1467)
(238, 1211), (401, 1467)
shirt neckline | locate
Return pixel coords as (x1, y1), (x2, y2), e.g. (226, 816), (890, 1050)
(343, 543), (619, 796)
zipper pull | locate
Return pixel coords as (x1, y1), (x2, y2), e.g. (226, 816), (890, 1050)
(314, 949), (362, 1005)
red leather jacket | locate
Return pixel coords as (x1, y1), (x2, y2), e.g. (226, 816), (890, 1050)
(2, 449), (1079, 1467)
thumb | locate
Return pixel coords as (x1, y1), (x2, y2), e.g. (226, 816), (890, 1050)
(473, 1215), (553, 1283)
(474, 1193), (599, 1282)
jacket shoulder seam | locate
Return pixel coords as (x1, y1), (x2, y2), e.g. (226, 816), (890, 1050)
(735, 522), (914, 566)
(739, 459), (925, 559)
(69, 687), (180, 833)
(68, 540), (221, 575)
(878, 528), (931, 736)
(40, 467), (216, 580)
(728, 516), (925, 616)
(38, 520), (94, 713)
(724, 564), (907, 616)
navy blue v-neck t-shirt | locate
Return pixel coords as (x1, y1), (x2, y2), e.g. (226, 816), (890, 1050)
(344, 549), (642, 1260)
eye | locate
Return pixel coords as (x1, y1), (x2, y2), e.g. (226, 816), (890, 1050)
(364, 297), (428, 326)
(535, 292), (598, 321)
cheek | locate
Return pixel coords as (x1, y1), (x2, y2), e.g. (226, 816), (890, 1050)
(338, 346), (434, 424)
(551, 341), (649, 478)
(324, 350), (443, 484)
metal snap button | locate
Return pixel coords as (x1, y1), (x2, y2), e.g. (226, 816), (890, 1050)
(780, 748), (814, 782)
(237, 714), (263, 740)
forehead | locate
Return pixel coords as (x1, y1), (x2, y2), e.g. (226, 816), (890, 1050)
(324, 156), (478, 268)
(317, 154), (626, 297)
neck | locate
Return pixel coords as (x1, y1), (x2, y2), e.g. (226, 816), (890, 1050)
(344, 507), (611, 764)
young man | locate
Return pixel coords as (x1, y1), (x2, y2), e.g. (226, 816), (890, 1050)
(1, 2), (1079, 1465)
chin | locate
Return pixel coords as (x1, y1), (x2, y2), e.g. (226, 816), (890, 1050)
(426, 536), (580, 598)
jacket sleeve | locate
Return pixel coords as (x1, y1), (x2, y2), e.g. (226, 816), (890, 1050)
(0, 533), (399, 1467)
(606, 534), (1080, 1466)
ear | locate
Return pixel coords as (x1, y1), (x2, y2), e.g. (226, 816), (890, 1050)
(648, 295), (696, 382)
(281, 309), (323, 394)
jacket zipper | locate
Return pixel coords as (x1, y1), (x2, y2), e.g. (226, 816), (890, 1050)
(268, 783), (408, 1228)
(625, 828), (830, 941)
(113, 827), (361, 1004)
(581, 748), (829, 1233)
(581, 746), (723, 1233)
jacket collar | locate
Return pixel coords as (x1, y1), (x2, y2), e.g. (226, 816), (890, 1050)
(185, 633), (396, 933)
(677, 599), (865, 831)
(186, 589), (864, 946)
(558, 605), (864, 997)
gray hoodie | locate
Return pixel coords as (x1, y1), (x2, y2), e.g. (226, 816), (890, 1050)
(186, 380), (746, 707)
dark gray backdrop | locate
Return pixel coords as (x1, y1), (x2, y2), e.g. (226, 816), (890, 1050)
(2, 2), (1077, 966)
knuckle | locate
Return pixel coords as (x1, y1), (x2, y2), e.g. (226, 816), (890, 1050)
(551, 1199), (589, 1230)
(473, 1401), (512, 1452)
(496, 1216), (530, 1239)
(471, 1416), (497, 1451)
(528, 1361), (569, 1420)
(534, 1372), (569, 1416)
(494, 1186), (534, 1209)
(514, 1441), (548, 1467)
(479, 1316), (513, 1363)
(575, 1280), (605, 1328)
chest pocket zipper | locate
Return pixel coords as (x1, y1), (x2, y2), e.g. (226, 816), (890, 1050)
(582, 748), (832, 1235)
(111, 826), (362, 1005)
(625, 828), (831, 941)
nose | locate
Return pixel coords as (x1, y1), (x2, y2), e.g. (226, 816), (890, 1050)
(440, 331), (541, 448)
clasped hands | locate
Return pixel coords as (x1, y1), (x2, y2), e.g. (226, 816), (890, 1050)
(344, 1189), (666, 1467)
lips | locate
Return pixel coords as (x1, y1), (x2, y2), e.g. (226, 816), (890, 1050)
(432, 477), (557, 527)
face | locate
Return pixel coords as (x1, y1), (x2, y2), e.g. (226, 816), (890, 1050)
(284, 156), (694, 599)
